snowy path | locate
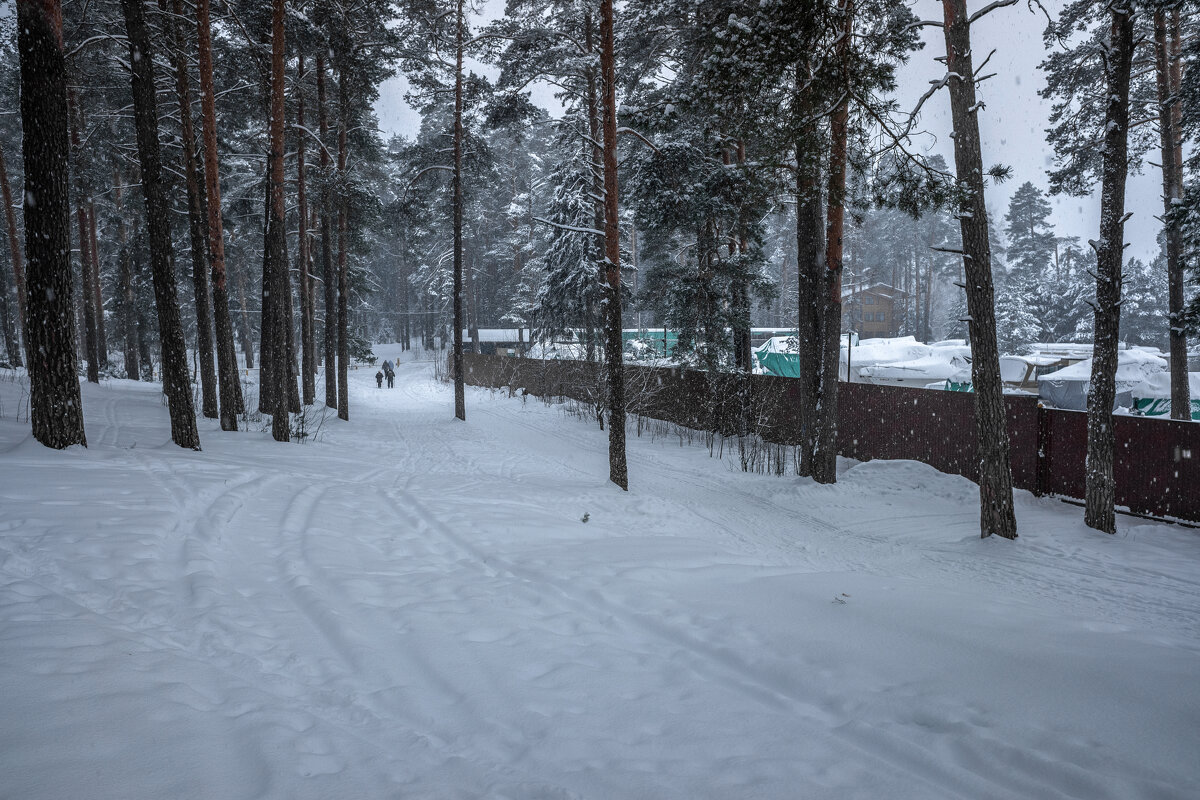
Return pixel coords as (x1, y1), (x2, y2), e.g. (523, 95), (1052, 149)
(1, 348), (1198, 799)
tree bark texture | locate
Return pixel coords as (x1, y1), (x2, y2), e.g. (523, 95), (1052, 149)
(0, 252), (18, 367)
(794, 77), (825, 478)
(68, 91), (99, 384)
(86, 198), (106, 367)
(453, 0), (466, 421)
(113, 168), (139, 381)
(296, 55), (315, 406)
(166, 0), (217, 419)
(0, 141), (27, 366)
(120, 0), (201, 450)
(941, 0), (1016, 539)
(17, 0), (86, 448)
(1085, 7), (1135, 534)
(317, 53), (338, 411)
(812, 1), (854, 486)
(266, 0), (291, 441)
(196, 0), (240, 430)
(336, 71), (350, 422)
(1155, 10), (1189, 421)
(600, 0), (628, 490)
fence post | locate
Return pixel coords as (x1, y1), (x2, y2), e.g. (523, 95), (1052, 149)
(1034, 403), (1050, 498)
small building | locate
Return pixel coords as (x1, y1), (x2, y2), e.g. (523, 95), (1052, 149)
(460, 328), (531, 356)
(841, 282), (910, 339)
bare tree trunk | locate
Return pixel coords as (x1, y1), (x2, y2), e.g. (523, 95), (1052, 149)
(942, 0), (1016, 538)
(296, 55), (315, 406)
(1085, 6), (1135, 534)
(196, 0), (240, 429)
(812, 0), (854, 486)
(317, 53), (337, 411)
(237, 267), (254, 369)
(0, 142), (27, 365)
(336, 70), (350, 422)
(87, 199), (106, 367)
(266, 0), (290, 441)
(68, 91), (99, 384)
(18, 0), (86, 448)
(452, 0), (466, 421)
(1157, 9), (1189, 420)
(170, 0), (216, 419)
(113, 167), (139, 380)
(795, 68), (825, 478)
(600, 0), (628, 490)
(120, 0), (200, 450)
(0, 252), (17, 366)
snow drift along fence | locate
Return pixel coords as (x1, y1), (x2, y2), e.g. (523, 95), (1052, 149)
(461, 353), (1200, 524)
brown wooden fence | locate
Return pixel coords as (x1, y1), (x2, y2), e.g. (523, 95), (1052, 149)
(462, 353), (1200, 523)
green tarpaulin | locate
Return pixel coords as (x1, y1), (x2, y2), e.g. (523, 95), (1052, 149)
(1132, 398), (1200, 421)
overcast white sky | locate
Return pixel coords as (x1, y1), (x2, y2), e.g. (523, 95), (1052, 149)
(373, 0), (1165, 262)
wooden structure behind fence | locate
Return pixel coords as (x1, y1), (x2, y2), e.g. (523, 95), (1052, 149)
(462, 353), (1200, 523)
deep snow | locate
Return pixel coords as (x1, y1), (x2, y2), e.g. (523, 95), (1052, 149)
(1, 346), (1198, 799)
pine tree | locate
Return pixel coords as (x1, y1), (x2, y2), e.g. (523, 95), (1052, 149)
(17, 0), (86, 449)
(120, 0), (200, 450)
(1046, 2), (1138, 534)
(938, 0), (1018, 539)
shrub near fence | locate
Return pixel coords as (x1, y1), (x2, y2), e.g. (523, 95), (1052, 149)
(462, 353), (1200, 524)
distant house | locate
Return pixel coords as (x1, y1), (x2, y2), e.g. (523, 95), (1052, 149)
(841, 282), (910, 339)
(460, 328), (531, 356)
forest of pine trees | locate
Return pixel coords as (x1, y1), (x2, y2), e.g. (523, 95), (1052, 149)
(1, 0), (1198, 535)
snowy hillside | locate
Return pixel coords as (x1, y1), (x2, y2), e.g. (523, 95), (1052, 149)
(1, 347), (1198, 799)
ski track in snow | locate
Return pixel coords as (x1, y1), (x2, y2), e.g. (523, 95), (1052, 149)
(1, 348), (1199, 799)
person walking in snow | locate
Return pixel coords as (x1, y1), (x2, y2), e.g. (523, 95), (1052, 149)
(375, 369), (384, 388)
(382, 359), (395, 388)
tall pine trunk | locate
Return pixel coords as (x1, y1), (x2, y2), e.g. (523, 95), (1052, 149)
(196, 0), (241, 430)
(941, 0), (1016, 538)
(18, 0), (86, 448)
(0, 142), (27, 366)
(68, 91), (99, 384)
(169, 0), (216, 419)
(0, 251), (18, 367)
(336, 70), (350, 422)
(317, 53), (338, 410)
(1155, 9), (1189, 421)
(87, 199), (106, 367)
(1085, 6), (1135, 534)
(266, 0), (291, 441)
(794, 67), (825, 478)
(120, 0), (200, 450)
(600, 0), (628, 490)
(113, 167), (139, 380)
(811, 1), (854, 486)
(452, 0), (466, 421)
(237, 267), (255, 369)
(296, 55), (315, 406)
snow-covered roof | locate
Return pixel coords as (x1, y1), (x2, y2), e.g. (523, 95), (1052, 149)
(462, 328), (528, 342)
(1038, 348), (1169, 386)
(754, 335), (798, 355)
(840, 336), (928, 367)
(999, 354), (1063, 383)
(840, 282), (910, 302)
(1129, 371), (1200, 398)
(858, 353), (972, 382)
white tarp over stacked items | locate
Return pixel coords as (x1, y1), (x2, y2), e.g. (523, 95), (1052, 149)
(848, 337), (972, 388)
(1037, 347), (1170, 412)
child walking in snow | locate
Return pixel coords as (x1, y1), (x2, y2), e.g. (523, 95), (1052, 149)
(375, 370), (384, 388)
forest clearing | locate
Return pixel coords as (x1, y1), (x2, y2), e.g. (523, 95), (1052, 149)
(1, 349), (1198, 799)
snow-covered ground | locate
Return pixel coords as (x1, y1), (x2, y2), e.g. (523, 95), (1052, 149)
(1, 345), (1198, 799)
